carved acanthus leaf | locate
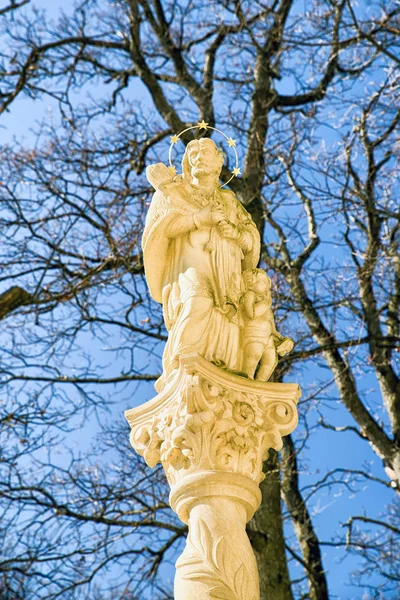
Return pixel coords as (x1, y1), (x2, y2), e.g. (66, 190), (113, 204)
(129, 361), (298, 486)
(180, 518), (257, 600)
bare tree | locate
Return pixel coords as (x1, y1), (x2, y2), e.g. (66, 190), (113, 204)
(0, 0), (399, 598)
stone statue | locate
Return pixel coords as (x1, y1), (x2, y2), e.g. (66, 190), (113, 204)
(143, 137), (260, 389)
(240, 268), (294, 381)
(126, 127), (300, 600)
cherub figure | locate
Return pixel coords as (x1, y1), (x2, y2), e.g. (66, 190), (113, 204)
(240, 269), (293, 381)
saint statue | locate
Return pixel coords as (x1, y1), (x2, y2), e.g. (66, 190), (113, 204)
(143, 135), (292, 390)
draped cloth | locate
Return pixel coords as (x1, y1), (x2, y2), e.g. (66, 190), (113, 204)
(142, 176), (260, 388)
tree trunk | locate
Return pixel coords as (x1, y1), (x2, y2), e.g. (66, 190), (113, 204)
(247, 450), (293, 600)
(281, 435), (329, 600)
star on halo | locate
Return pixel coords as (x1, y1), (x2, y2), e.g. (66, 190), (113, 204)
(169, 134), (180, 144)
(167, 165), (177, 176)
(197, 120), (209, 129)
(227, 137), (236, 147)
(232, 167), (241, 177)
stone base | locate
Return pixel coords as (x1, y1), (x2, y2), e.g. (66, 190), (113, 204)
(125, 353), (300, 600)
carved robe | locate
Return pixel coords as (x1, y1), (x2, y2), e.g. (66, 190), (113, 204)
(143, 177), (260, 385)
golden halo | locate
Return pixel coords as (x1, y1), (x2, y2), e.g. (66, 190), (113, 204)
(168, 121), (240, 188)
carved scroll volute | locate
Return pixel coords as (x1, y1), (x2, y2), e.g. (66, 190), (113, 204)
(125, 355), (300, 600)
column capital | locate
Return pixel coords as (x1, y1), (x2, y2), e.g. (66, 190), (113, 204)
(125, 353), (300, 498)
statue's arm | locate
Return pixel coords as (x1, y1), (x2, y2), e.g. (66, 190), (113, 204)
(164, 213), (198, 238)
(164, 205), (226, 239)
(238, 226), (256, 253)
(217, 220), (254, 252)
(241, 214), (260, 251)
(270, 311), (294, 354)
(242, 291), (256, 319)
(240, 213), (261, 269)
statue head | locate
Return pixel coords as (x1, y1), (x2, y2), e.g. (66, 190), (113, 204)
(182, 138), (224, 184)
(242, 269), (271, 297)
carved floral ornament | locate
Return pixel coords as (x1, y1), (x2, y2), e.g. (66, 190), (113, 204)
(127, 355), (300, 488)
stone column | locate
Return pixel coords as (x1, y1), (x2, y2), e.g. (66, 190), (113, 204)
(125, 353), (300, 600)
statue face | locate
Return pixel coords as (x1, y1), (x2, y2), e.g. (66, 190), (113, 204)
(186, 139), (223, 180)
(253, 273), (270, 295)
(254, 279), (269, 295)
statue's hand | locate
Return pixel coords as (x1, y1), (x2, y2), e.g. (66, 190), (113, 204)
(276, 338), (294, 356)
(217, 221), (240, 240)
(195, 205), (226, 227)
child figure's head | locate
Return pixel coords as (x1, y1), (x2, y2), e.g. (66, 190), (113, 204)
(242, 269), (271, 295)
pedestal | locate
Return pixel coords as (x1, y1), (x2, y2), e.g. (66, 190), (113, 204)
(125, 354), (300, 600)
